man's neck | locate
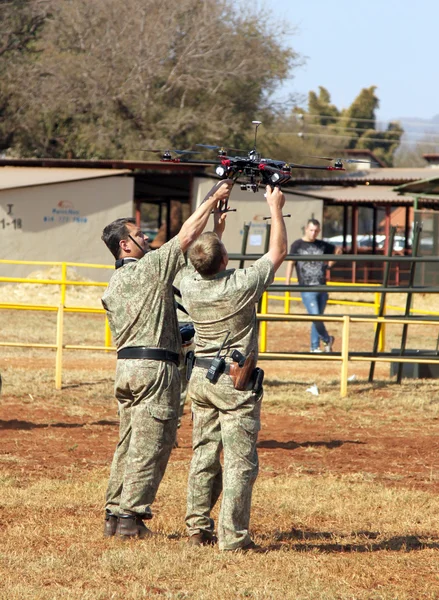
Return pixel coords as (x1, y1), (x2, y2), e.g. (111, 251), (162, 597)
(115, 256), (138, 269)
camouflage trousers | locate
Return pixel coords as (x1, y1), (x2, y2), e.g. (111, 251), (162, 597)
(105, 358), (180, 517)
(186, 367), (262, 550)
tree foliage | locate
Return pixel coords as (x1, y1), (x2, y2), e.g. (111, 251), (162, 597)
(298, 86), (403, 166)
(0, 0), (51, 151)
(1, 0), (301, 158)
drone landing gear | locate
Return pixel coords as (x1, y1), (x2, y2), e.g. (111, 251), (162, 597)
(211, 207), (237, 214)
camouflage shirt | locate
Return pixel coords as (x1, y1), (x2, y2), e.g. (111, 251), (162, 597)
(102, 236), (186, 353)
(173, 259), (195, 325)
(180, 256), (274, 359)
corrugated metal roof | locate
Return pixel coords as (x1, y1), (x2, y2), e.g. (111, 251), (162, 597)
(341, 167), (437, 182)
(288, 185), (430, 204)
(395, 176), (439, 195)
(290, 167), (434, 186)
(0, 166), (131, 190)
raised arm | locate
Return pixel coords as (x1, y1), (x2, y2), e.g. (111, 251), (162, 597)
(178, 181), (233, 252)
(264, 186), (288, 273)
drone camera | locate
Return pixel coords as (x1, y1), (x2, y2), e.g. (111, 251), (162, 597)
(215, 165), (226, 177)
(241, 183), (259, 193)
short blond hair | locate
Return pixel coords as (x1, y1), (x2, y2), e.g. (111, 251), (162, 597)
(188, 232), (224, 276)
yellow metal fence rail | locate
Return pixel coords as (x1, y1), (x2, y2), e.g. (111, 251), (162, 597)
(0, 259), (114, 389)
(2, 260), (439, 397)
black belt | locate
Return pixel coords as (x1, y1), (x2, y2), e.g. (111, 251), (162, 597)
(117, 347), (179, 365)
(195, 357), (231, 374)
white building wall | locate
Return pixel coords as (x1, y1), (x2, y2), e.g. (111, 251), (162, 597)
(0, 176), (133, 281)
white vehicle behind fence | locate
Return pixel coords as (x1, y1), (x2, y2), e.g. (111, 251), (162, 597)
(324, 235), (409, 252)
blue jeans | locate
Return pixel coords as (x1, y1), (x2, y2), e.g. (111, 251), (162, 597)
(301, 291), (330, 350)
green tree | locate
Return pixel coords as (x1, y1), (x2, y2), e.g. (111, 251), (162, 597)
(0, 0), (50, 151)
(293, 85), (404, 167)
(308, 86), (340, 126)
(2, 0), (301, 159)
(343, 86), (379, 138)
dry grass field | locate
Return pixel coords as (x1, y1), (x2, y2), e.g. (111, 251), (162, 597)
(1, 291), (439, 599)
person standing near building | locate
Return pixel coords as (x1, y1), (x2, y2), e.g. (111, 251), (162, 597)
(100, 180), (233, 540)
(180, 185), (287, 552)
(285, 218), (341, 353)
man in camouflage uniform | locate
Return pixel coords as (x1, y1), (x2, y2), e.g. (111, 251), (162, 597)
(100, 180), (233, 539)
(180, 185), (288, 551)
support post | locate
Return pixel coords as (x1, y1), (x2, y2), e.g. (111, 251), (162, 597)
(351, 205), (358, 283)
(340, 315), (350, 398)
(104, 317), (112, 349)
(259, 292), (268, 353)
(55, 263), (67, 390)
(284, 288), (290, 314)
(396, 223), (422, 383)
(368, 227), (396, 382)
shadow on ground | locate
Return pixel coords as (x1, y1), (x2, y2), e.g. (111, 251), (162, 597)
(257, 439), (365, 450)
(0, 419), (118, 430)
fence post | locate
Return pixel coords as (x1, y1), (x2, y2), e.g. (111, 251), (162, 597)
(104, 317), (112, 349)
(374, 291), (386, 352)
(259, 291), (268, 353)
(55, 263), (67, 390)
(284, 289), (290, 314)
(340, 315), (350, 398)
(378, 296), (386, 352)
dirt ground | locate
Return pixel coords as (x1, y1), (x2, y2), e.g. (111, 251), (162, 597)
(2, 354), (438, 496)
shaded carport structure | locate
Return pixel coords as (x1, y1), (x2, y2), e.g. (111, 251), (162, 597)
(285, 168), (439, 283)
(394, 175), (439, 285)
(0, 157), (209, 242)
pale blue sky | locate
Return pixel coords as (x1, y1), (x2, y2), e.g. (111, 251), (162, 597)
(262, 0), (438, 126)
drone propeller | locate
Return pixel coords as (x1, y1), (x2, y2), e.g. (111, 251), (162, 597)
(304, 155), (376, 165)
(344, 158), (379, 165)
(196, 144), (246, 154)
(172, 149), (201, 155)
(134, 148), (200, 155)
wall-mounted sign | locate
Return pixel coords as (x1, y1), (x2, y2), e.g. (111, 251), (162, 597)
(43, 200), (88, 225)
(0, 204), (23, 231)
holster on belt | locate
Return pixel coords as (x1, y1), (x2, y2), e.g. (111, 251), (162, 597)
(229, 352), (256, 391)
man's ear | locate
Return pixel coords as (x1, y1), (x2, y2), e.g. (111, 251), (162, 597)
(119, 238), (129, 253)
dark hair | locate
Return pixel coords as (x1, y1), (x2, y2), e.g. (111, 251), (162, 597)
(101, 218), (136, 259)
(188, 232), (224, 276)
(306, 218), (320, 228)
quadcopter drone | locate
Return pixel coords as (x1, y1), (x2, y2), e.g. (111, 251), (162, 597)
(138, 121), (349, 194)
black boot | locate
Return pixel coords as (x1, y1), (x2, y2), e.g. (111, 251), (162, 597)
(115, 514), (152, 539)
(103, 509), (118, 538)
(188, 530), (217, 546)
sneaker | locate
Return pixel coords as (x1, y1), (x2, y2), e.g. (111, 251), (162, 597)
(323, 336), (335, 352)
(310, 348), (323, 353)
